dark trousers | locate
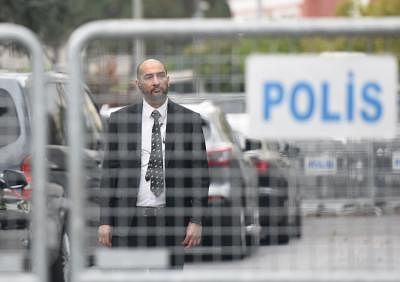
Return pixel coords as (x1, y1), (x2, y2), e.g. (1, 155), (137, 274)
(112, 214), (185, 269)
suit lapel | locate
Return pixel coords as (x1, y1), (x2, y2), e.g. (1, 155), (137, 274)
(127, 103), (142, 168)
(165, 100), (177, 168)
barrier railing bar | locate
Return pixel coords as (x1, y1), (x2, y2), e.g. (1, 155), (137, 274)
(68, 18), (400, 40)
(0, 23), (46, 282)
(80, 269), (400, 282)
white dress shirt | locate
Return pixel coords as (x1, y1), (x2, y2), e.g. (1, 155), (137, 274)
(136, 98), (168, 207)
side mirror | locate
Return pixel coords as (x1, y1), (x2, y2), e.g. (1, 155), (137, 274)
(2, 170), (28, 189)
(0, 178), (7, 190)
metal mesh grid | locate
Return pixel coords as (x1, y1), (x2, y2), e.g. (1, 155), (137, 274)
(73, 28), (400, 278)
(1, 19), (399, 282)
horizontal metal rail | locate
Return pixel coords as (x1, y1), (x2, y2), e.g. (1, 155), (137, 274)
(0, 274), (38, 282)
(69, 18), (400, 43)
(80, 269), (400, 282)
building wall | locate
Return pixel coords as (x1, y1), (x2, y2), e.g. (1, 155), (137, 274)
(227, 0), (303, 19)
(228, 0), (364, 19)
(302, 0), (344, 17)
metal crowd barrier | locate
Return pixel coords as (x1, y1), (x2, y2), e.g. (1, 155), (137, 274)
(67, 18), (400, 282)
(0, 23), (46, 282)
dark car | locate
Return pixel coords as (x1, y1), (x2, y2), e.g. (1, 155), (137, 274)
(0, 72), (103, 281)
(227, 113), (302, 245)
(181, 101), (260, 260)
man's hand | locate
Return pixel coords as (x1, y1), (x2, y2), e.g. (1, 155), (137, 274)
(98, 224), (112, 247)
(182, 222), (202, 249)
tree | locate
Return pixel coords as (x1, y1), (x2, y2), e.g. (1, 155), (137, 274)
(0, 0), (231, 64)
(185, 0), (400, 93)
(336, 0), (400, 16)
(335, 0), (358, 16)
(362, 0), (400, 16)
(335, 0), (400, 60)
(142, 0), (230, 18)
(0, 0), (72, 63)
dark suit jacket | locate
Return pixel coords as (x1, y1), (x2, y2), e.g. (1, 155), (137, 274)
(99, 99), (210, 235)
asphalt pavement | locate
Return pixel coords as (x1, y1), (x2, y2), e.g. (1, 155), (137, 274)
(185, 214), (400, 272)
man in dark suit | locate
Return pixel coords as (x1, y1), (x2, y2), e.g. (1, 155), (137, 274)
(98, 59), (210, 268)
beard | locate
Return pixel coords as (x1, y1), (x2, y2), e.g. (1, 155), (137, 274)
(144, 87), (168, 104)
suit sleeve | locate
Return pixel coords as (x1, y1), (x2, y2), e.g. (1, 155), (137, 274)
(99, 113), (120, 226)
(190, 113), (210, 225)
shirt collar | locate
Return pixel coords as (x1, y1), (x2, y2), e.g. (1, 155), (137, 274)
(142, 98), (168, 121)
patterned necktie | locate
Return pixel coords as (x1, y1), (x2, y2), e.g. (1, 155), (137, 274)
(145, 110), (164, 197)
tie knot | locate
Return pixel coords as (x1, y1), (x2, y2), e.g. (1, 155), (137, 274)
(151, 110), (161, 121)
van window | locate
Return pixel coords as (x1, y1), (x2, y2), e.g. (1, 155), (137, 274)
(201, 118), (211, 141)
(0, 89), (20, 146)
(218, 113), (235, 143)
(82, 92), (103, 150)
(46, 83), (67, 145)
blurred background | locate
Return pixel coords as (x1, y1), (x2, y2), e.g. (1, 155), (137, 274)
(1, 0), (400, 281)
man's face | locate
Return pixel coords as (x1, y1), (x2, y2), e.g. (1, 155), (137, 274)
(136, 60), (169, 106)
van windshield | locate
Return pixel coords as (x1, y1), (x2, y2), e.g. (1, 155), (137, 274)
(0, 89), (20, 147)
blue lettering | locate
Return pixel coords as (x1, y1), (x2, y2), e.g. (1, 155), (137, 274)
(263, 81), (284, 120)
(321, 81), (340, 122)
(361, 82), (382, 123)
(291, 82), (315, 121)
(308, 160), (335, 170)
(262, 74), (383, 126)
(346, 72), (355, 121)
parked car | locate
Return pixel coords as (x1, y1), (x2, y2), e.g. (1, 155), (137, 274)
(226, 113), (302, 244)
(0, 71), (103, 281)
(0, 170), (65, 271)
(180, 101), (260, 260)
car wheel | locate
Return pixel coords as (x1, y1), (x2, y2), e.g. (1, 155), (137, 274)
(222, 206), (247, 260)
(239, 207), (247, 257)
(294, 212), (302, 238)
(260, 198), (290, 245)
(50, 232), (70, 282)
(277, 199), (290, 245)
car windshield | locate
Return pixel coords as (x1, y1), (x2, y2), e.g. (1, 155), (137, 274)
(0, 89), (20, 147)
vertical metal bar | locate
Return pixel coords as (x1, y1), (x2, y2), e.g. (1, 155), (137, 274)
(0, 23), (46, 282)
(368, 141), (376, 203)
(67, 30), (88, 282)
(132, 0), (144, 74)
(29, 29), (47, 282)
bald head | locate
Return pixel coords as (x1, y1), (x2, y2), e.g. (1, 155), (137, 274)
(135, 58), (170, 108)
(136, 59), (167, 79)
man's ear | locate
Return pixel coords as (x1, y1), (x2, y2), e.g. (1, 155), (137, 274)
(136, 79), (143, 90)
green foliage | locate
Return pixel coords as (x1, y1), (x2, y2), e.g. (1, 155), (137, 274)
(203, 0), (231, 18)
(335, 0), (358, 16)
(188, 0), (400, 93)
(362, 0), (400, 16)
(0, 0), (230, 63)
(0, 0), (71, 47)
(143, 0), (193, 18)
(336, 0), (400, 16)
(142, 0), (230, 18)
